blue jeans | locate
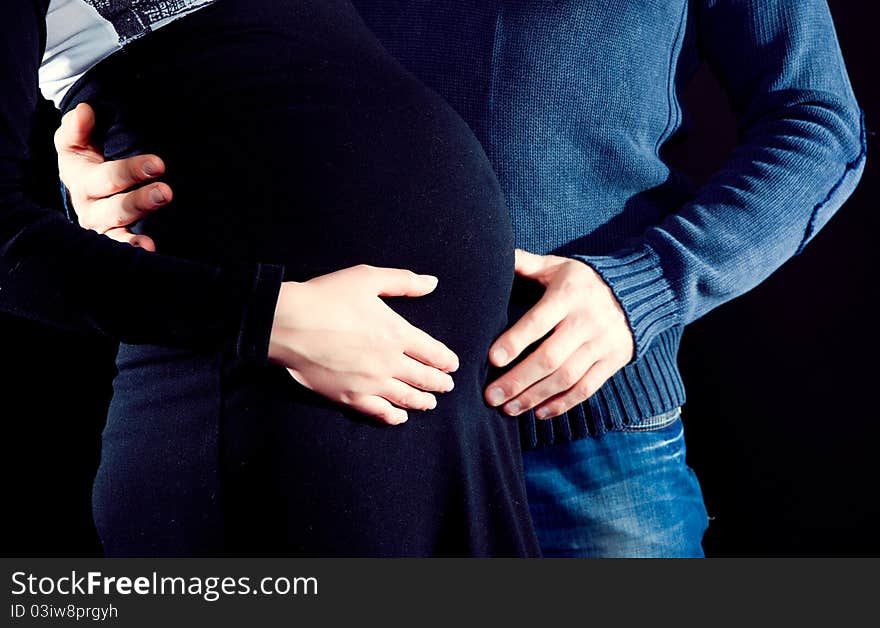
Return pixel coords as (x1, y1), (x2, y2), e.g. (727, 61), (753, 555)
(522, 408), (709, 558)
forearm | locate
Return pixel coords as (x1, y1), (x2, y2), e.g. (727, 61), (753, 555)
(576, 0), (866, 358)
(0, 188), (283, 358)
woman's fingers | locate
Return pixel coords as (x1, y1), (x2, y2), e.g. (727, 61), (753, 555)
(366, 269), (459, 372)
(378, 379), (438, 412)
(395, 355), (455, 393)
(347, 395), (409, 426)
(335, 264), (461, 371)
(398, 318), (460, 373)
(270, 271), (459, 425)
(360, 265), (439, 297)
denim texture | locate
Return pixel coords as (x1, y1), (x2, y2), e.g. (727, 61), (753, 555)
(354, 0), (867, 445)
(523, 411), (710, 558)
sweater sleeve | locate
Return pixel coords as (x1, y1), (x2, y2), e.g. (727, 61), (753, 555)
(0, 0), (283, 363)
(574, 0), (866, 360)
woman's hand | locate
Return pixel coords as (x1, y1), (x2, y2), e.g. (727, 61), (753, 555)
(270, 265), (460, 425)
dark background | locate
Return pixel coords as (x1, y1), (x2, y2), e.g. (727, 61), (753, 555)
(1, 1), (876, 557)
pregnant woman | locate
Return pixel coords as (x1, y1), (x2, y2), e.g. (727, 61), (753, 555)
(1, 0), (540, 556)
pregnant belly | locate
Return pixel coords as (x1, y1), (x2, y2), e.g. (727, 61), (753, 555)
(67, 3), (513, 365)
(82, 0), (534, 557)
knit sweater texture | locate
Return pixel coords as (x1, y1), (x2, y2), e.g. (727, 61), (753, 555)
(353, 0), (867, 447)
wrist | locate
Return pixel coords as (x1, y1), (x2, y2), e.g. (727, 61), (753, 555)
(234, 262), (285, 364)
(572, 247), (678, 360)
(268, 281), (306, 364)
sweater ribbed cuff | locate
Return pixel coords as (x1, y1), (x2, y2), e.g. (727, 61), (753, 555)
(573, 247), (679, 360)
(235, 262), (285, 365)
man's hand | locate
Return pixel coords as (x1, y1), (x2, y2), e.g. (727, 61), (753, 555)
(485, 249), (635, 420)
(55, 102), (171, 251)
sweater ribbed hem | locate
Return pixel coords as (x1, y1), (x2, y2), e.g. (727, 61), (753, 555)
(235, 262), (284, 365)
(519, 327), (686, 449)
(573, 247), (679, 360)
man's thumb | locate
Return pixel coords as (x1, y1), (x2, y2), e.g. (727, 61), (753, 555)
(57, 102), (97, 151)
(513, 248), (546, 278)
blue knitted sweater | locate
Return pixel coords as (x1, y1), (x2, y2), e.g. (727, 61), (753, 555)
(352, 0), (867, 447)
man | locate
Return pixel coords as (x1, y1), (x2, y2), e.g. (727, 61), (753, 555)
(56, 0), (865, 556)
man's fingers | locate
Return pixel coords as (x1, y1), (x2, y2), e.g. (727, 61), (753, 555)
(514, 248), (549, 279)
(55, 103), (97, 153)
(87, 182), (171, 232)
(83, 155), (166, 200)
(348, 395), (409, 426)
(489, 295), (565, 368)
(400, 320), (460, 373)
(534, 360), (616, 420)
(395, 355), (455, 393)
(500, 342), (599, 416)
(125, 181), (172, 214)
(103, 227), (157, 251)
(486, 322), (587, 408)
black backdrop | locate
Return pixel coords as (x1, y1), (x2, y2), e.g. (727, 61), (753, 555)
(1, 1), (877, 557)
